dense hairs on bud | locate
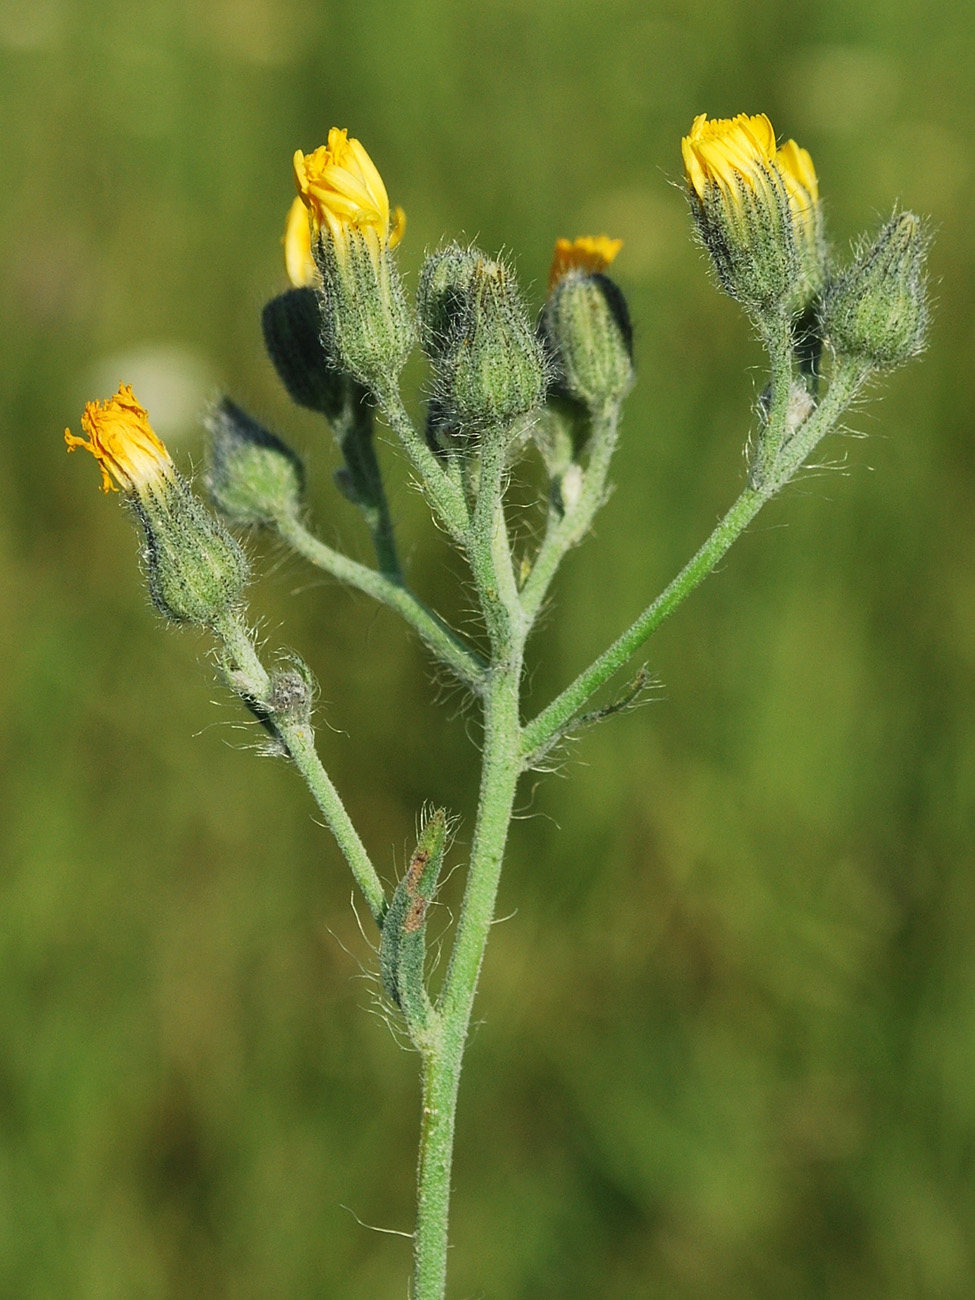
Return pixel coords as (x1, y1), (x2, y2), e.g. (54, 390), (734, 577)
(541, 271), (634, 410)
(821, 210), (930, 370)
(205, 399), (304, 528)
(419, 246), (548, 435)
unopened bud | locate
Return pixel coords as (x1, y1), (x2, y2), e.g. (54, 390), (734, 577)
(821, 210), (929, 370)
(542, 271), (634, 410)
(205, 399), (304, 528)
(423, 248), (548, 434)
(416, 244), (482, 360)
(379, 808), (448, 1038)
(261, 287), (351, 420)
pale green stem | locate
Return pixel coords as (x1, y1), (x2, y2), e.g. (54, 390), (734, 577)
(375, 385), (471, 543)
(520, 399), (622, 623)
(465, 429), (524, 654)
(212, 611), (387, 925)
(412, 659), (524, 1300)
(410, 420), (528, 1300)
(275, 513), (487, 694)
(522, 359), (865, 762)
(751, 313), (796, 488)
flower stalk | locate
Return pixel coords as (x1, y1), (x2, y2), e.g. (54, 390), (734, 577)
(65, 115), (928, 1300)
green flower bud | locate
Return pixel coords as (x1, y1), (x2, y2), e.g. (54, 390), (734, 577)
(424, 248), (548, 434)
(205, 399), (304, 528)
(821, 210), (929, 370)
(416, 243), (481, 359)
(261, 287), (351, 420)
(313, 232), (415, 398)
(542, 271), (634, 410)
(135, 483), (250, 626)
(260, 289), (384, 521)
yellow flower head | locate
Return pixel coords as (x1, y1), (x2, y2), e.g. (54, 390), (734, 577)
(548, 236), (623, 291)
(293, 128), (405, 265)
(65, 383), (174, 494)
(681, 113), (825, 309)
(681, 112), (779, 202)
(283, 195), (320, 288)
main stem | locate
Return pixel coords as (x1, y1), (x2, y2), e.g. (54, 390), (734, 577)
(412, 655), (524, 1300)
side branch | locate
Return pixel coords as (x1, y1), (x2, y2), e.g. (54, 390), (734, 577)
(521, 360), (866, 761)
(374, 386), (471, 543)
(212, 612), (388, 925)
(276, 515), (487, 694)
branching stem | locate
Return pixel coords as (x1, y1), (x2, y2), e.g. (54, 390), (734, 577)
(276, 514), (487, 694)
(212, 612), (387, 925)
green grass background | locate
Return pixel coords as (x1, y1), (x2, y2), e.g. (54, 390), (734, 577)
(1, 0), (973, 1296)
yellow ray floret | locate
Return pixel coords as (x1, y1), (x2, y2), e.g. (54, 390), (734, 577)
(293, 128), (404, 256)
(65, 383), (173, 493)
(775, 137), (820, 223)
(548, 235), (623, 291)
(681, 112), (779, 200)
(283, 195), (320, 288)
(681, 113), (820, 228)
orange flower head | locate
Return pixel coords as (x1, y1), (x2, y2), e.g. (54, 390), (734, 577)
(548, 236), (623, 291)
(65, 383), (174, 494)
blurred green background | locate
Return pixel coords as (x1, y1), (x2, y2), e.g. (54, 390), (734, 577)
(1, 0), (972, 1296)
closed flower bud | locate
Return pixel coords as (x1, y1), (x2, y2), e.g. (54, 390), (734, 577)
(821, 210), (929, 370)
(293, 128), (413, 395)
(425, 248), (548, 434)
(66, 384), (249, 625)
(205, 398), (304, 528)
(681, 113), (822, 318)
(261, 286), (352, 421)
(416, 243), (481, 360)
(542, 237), (633, 410)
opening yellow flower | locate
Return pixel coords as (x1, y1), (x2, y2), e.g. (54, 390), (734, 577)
(682, 113), (820, 228)
(681, 113), (779, 201)
(65, 383), (173, 494)
(293, 128), (405, 266)
(548, 236), (623, 291)
(283, 195), (320, 288)
(680, 112), (825, 311)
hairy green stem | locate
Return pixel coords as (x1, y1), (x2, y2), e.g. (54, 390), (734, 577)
(750, 315), (796, 488)
(212, 612), (387, 924)
(466, 430), (523, 654)
(375, 385), (471, 543)
(275, 514), (487, 694)
(412, 662), (524, 1300)
(520, 399), (621, 623)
